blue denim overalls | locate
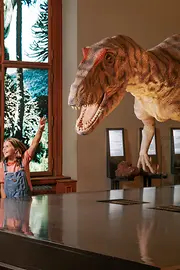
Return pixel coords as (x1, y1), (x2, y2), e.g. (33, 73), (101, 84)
(4, 161), (30, 198)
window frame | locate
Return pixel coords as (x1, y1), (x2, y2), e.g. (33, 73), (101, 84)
(0, 0), (63, 179)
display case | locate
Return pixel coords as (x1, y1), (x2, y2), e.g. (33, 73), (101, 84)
(106, 128), (125, 179)
(171, 128), (180, 174)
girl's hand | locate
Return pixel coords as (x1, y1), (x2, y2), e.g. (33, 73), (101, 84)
(39, 116), (46, 132)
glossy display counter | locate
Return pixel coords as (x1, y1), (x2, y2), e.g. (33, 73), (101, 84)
(0, 185), (180, 269)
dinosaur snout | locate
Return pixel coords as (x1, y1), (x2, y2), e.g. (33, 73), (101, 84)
(68, 83), (77, 105)
(68, 94), (75, 106)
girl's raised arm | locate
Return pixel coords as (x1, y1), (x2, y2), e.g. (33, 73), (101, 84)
(27, 117), (46, 159)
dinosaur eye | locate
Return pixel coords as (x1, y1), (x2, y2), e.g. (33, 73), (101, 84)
(104, 53), (115, 66)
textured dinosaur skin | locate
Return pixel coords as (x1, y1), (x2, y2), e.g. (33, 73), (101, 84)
(68, 34), (180, 173)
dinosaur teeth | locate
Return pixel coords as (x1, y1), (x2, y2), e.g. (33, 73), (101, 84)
(76, 107), (103, 132)
(71, 105), (81, 110)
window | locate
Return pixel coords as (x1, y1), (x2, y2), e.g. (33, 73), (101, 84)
(0, 0), (62, 178)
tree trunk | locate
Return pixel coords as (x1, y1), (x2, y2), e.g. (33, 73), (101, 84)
(14, 0), (24, 140)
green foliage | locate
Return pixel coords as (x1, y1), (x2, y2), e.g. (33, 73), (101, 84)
(4, 74), (17, 135)
(36, 96), (48, 117)
(23, 69), (48, 98)
(22, 0), (37, 6)
(29, 124), (48, 171)
(27, 0), (48, 62)
(4, 72), (49, 171)
(4, 73), (39, 143)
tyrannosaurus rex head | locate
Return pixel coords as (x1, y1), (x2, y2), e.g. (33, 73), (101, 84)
(68, 35), (138, 135)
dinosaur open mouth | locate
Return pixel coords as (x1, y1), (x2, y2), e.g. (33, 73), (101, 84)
(75, 94), (105, 135)
(76, 104), (103, 134)
(72, 89), (124, 135)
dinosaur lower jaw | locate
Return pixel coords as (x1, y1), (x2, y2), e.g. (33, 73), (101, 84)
(75, 89), (125, 135)
(75, 103), (104, 135)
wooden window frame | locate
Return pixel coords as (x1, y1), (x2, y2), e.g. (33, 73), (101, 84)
(0, 0), (63, 180)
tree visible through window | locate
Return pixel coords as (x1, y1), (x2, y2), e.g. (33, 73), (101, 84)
(27, 0), (48, 62)
(3, 0), (50, 172)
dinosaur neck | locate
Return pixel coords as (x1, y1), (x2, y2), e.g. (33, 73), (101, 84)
(126, 50), (162, 97)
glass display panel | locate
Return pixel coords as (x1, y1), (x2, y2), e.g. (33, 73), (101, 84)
(173, 129), (180, 154)
(109, 129), (124, 157)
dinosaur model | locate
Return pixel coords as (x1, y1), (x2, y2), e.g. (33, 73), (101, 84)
(68, 34), (180, 173)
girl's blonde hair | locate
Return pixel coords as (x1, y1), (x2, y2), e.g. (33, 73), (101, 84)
(3, 138), (27, 163)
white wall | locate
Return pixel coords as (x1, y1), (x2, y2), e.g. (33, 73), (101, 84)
(63, 0), (180, 191)
(62, 0), (78, 180)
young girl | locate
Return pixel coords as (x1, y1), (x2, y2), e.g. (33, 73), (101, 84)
(0, 117), (46, 198)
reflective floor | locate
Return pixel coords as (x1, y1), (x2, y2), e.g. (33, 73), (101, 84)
(1, 185), (180, 269)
